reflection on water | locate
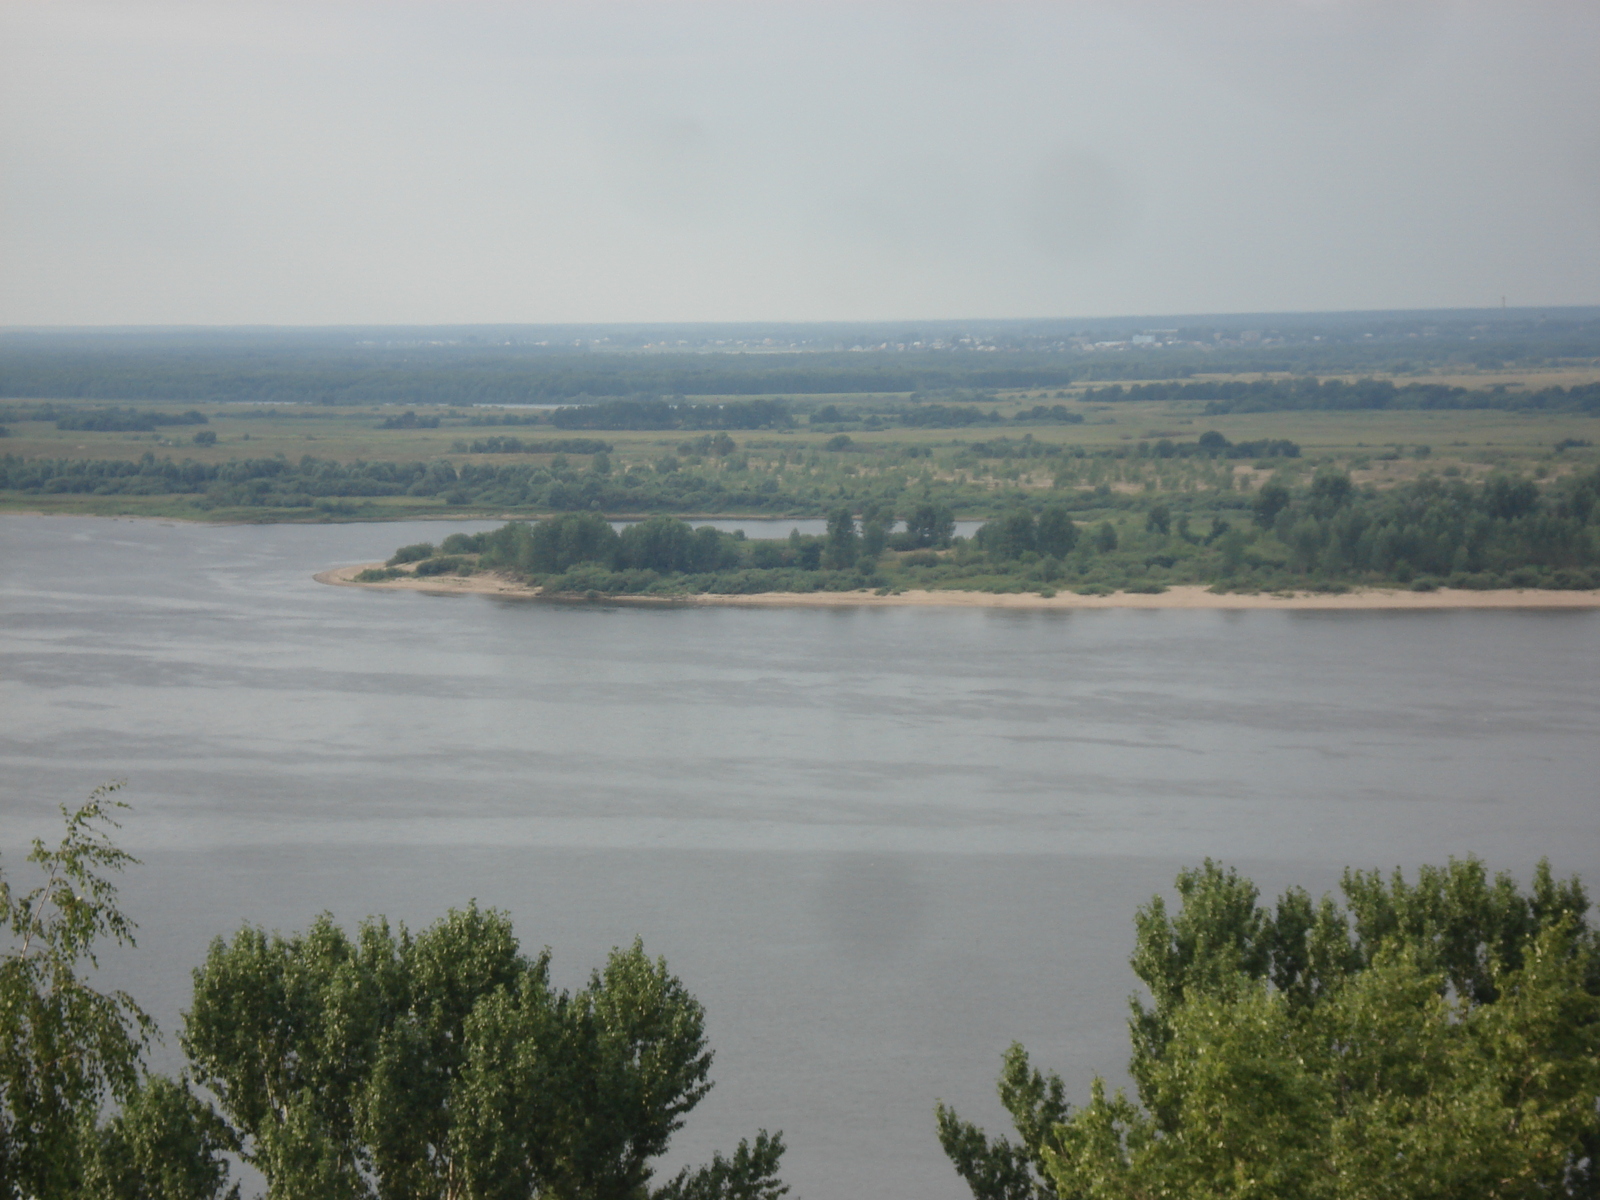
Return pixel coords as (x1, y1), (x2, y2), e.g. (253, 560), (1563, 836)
(3, 516), (1598, 1198)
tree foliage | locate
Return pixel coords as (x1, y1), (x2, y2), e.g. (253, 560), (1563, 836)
(940, 857), (1600, 1200)
(81, 1074), (239, 1200)
(0, 784), (152, 1198)
(6, 797), (783, 1200)
(1, 786), (236, 1200)
(183, 908), (784, 1200)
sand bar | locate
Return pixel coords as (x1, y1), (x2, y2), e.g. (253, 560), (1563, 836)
(315, 564), (1600, 610)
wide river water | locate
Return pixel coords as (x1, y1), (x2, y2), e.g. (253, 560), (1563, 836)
(3, 514), (1598, 1198)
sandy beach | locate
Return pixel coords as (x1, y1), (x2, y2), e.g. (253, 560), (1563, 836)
(315, 563), (1600, 610)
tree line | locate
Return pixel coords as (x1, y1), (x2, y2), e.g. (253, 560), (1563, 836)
(0, 405), (212, 432)
(1081, 378), (1600, 415)
(455, 438), (613, 456)
(0, 350), (1078, 405)
(1248, 464), (1600, 588)
(1, 789), (787, 1200)
(548, 399), (793, 431)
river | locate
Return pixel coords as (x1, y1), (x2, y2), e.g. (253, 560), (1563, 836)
(3, 514), (1597, 1198)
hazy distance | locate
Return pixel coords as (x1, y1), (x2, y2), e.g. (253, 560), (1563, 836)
(2, 1), (1597, 326)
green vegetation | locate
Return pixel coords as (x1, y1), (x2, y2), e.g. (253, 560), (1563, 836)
(0, 784), (163, 1200)
(48, 406), (209, 432)
(10, 791), (1600, 1199)
(2, 330), (1597, 541)
(939, 858), (1600, 1200)
(373, 464), (1600, 596)
(1084, 377), (1600, 415)
(1, 793), (787, 1200)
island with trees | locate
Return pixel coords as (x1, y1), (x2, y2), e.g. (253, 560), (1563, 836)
(337, 462), (1600, 602)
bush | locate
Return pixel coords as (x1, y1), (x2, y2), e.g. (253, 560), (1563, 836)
(388, 542), (435, 565)
(413, 555), (470, 576)
(1551, 568), (1598, 590)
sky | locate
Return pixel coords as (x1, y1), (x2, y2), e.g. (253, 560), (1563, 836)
(2, 1), (1598, 326)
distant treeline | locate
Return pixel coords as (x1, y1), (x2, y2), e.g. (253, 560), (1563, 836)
(899, 403), (1004, 427)
(457, 437), (612, 455)
(471, 398), (1087, 432)
(549, 398), (793, 430)
(1082, 378), (1600, 414)
(377, 410), (440, 428)
(0, 349), (1078, 404)
(0, 403), (210, 431)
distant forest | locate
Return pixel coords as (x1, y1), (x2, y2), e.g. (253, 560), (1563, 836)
(0, 347), (1079, 405)
(3, 309), (1597, 404)
(1083, 378), (1600, 415)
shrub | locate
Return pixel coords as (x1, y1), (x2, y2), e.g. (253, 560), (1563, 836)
(414, 555), (470, 576)
(387, 542), (436, 565)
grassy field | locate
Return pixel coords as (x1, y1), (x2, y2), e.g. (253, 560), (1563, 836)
(3, 377), (1597, 522)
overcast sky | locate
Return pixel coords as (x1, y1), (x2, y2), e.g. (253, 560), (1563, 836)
(2, 1), (1597, 326)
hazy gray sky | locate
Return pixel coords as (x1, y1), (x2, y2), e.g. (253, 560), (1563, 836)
(3, 1), (1597, 325)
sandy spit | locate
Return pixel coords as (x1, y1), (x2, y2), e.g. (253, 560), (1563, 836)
(315, 564), (1600, 611)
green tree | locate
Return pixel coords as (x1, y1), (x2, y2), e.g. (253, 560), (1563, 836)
(1143, 504), (1171, 536)
(859, 517), (889, 562)
(1252, 478), (1290, 527)
(82, 1074), (239, 1200)
(185, 913), (785, 1200)
(902, 502), (955, 549)
(1, 784), (152, 1199)
(183, 915), (394, 1198)
(1309, 468), (1354, 517)
(3, 787), (235, 1200)
(979, 510), (1035, 560)
(823, 508), (858, 569)
(935, 1043), (1068, 1200)
(527, 512), (620, 574)
(941, 858), (1600, 1200)
(1092, 522), (1118, 553)
(653, 1131), (786, 1200)
(1035, 506), (1078, 558)
(359, 906), (532, 1199)
(619, 516), (696, 573)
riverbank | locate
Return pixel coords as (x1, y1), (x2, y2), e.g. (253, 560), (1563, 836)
(315, 563), (1600, 610)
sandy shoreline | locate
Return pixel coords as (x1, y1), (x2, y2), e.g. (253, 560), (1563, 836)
(314, 564), (1600, 610)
